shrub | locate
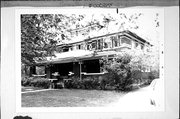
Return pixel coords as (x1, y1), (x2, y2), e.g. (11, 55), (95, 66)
(64, 76), (81, 89)
(100, 54), (134, 91)
(64, 76), (100, 90)
(64, 79), (73, 88)
(100, 51), (161, 91)
(82, 77), (100, 89)
(21, 76), (34, 86)
(71, 76), (81, 89)
(21, 76), (51, 89)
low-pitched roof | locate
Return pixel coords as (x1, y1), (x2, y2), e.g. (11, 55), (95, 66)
(36, 50), (117, 65)
(57, 30), (152, 47)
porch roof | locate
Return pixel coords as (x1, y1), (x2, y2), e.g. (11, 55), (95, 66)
(36, 50), (117, 65)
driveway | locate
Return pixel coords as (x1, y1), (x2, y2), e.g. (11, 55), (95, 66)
(107, 85), (164, 111)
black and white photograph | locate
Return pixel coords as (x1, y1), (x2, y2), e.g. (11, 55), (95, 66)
(18, 8), (165, 111)
(1, 1), (179, 119)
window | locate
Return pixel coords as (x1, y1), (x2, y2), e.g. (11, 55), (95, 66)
(87, 44), (90, 50)
(78, 45), (81, 49)
(87, 42), (92, 50)
(104, 38), (112, 49)
(75, 44), (82, 50)
(91, 41), (97, 50)
(87, 41), (97, 50)
(104, 42), (108, 48)
(81, 44), (86, 50)
(141, 45), (144, 50)
(63, 48), (69, 52)
(97, 38), (103, 50)
(112, 36), (120, 47)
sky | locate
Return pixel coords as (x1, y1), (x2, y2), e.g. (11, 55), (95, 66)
(20, 7), (164, 46)
(52, 7), (164, 46)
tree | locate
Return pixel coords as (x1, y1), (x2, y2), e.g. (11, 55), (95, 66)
(100, 53), (133, 91)
(100, 50), (159, 90)
(21, 14), (55, 66)
(21, 14), (87, 76)
(21, 14), (86, 66)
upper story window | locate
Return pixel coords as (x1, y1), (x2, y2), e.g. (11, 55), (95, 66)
(97, 38), (103, 50)
(121, 37), (132, 46)
(87, 40), (97, 50)
(82, 43), (87, 50)
(104, 37), (112, 49)
(112, 36), (120, 48)
(63, 47), (69, 52)
(91, 41), (97, 50)
(104, 42), (108, 48)
(72, 44), (83, 50)
(77, 44), (81, 50)
(141, 44), (144, 50)
(87, 43), (90, 50)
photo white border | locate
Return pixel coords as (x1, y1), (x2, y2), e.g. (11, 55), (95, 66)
(15, 7), (165, 113)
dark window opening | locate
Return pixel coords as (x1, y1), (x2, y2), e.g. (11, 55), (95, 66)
(97, 38), (103, 50)
(63, 48), (69, 52)
(51, 63), (73, 77)
(83, 59), (100, 73)
(104, 42), (108, 48)
(87, 44), (90, 50)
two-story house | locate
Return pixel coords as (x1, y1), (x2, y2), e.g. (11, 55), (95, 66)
(34, 30), (152, 80)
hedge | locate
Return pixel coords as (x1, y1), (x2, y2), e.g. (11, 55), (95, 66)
(21, 76), (51, 89)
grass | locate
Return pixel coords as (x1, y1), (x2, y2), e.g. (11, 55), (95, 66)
(22, 88), (127, 107)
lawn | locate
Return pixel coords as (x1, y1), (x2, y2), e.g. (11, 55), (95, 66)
(22, 88), (127, 107)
